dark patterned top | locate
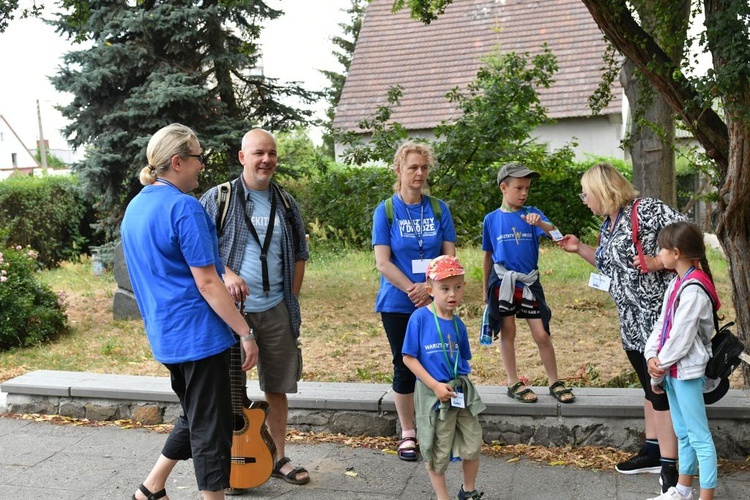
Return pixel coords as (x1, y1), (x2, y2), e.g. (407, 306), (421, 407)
(595, 198), (685, 352)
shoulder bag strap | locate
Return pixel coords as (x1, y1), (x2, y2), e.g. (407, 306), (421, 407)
(631, 199), (648, 274)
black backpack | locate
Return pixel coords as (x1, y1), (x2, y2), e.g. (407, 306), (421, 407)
(685, 282), (745, 380)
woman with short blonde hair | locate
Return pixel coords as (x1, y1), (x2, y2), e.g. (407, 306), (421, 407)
(559, 162), (686, 494)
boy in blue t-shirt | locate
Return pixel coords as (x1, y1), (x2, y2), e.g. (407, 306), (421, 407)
(403, 255), (486, 500)
(481, 162), (575, 404)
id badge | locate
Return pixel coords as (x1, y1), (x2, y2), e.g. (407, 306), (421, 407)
(549, 229), (563, 242)
(412, 258), (430, 274)
(451, 391), (465, 408)
(588, 272), (611, 292)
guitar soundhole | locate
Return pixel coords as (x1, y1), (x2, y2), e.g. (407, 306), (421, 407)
(233, 413), (248, 434)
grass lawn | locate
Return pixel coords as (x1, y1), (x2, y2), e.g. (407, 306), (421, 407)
(0, 244), (740, 390)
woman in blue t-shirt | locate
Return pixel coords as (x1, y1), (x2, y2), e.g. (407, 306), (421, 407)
(121, 123), (257, 500)
(372, 141), (456, 462)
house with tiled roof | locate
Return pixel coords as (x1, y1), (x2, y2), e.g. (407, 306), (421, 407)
(333, 0), (626, 161)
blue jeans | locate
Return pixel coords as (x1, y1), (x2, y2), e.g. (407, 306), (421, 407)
(664, 376), (718, 489)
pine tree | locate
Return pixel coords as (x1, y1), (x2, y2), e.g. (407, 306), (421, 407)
(50, 0), (317, 236)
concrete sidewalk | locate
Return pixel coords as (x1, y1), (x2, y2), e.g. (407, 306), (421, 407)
(1, 416), (749, 500)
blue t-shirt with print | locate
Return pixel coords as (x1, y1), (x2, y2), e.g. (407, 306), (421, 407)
(481, 206), (550, 274)
(372, 195), (456, 314)
(402, 306), (471, 382)
(121, 184), (235, 364)
(239, 187), (284, 313)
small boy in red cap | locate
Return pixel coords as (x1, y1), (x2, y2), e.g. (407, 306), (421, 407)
(402, 255), (486, 500)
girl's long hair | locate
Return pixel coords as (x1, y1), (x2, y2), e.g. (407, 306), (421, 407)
(657, 221), (713, 282)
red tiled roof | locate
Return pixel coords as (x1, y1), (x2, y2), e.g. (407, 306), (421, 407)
(333, 0), (623, 132)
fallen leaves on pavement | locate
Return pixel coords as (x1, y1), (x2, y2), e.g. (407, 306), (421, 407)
(4, 412), (749, 473)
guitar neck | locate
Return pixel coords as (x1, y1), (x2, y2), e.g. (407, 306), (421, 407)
(230, 339), (248, 412)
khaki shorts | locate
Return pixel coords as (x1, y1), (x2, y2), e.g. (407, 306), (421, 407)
(426, 406), (483, 474)
(243, 301), (301, 394)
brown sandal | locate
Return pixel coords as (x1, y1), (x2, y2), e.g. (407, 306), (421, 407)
(397, 436), (418, 461)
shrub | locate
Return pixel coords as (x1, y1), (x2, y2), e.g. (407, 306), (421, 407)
(281, 165), (394, 251)
(0, 243), (68, 350)
(0, 175), (94, 268)
(285, 156), (607, 250)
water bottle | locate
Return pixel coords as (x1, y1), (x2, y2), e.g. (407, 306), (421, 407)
(479, 307), (493, 346)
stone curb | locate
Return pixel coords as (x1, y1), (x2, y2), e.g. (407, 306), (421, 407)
(3, 370), (749, 458)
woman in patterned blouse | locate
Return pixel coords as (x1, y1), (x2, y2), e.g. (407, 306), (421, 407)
(558, 163), (685, 493)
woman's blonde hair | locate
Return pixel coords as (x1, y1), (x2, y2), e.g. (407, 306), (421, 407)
(581, 162), (639, 214)
(392, 141), (435, 193)
(138, 123), (198, 186)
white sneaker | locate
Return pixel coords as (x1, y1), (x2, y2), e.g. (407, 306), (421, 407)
(646, 486), (694, 500)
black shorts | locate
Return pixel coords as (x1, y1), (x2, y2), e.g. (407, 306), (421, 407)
(626, 349), (670, 412)
(495, 285), (542, 319)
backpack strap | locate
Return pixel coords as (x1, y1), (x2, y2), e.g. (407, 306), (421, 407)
(682, 281), (720, 333)
(384, 195), (442, 226)
(271, 182), (300, 250)
(426, 195), (442, 220)
(630, 199), (648, 274)
(385, 197), (394, 226)
(215, 180), (298, 248)
(215, 181), (232, 237)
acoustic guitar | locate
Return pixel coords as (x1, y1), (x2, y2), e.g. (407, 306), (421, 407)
(228, 336), (277, 490)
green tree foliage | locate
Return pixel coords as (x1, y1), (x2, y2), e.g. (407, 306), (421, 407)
(390, 0), (451, 23)
(0, 0), (42, 33)
(275, 127), (329, 179)
(0, 242), (68, 350)
(320, 0), (368, 157)
(288, 164), (394, 251)
(49, 0), (318, 236)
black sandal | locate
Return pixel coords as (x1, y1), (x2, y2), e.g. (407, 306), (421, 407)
(549, 380), (576, 403)
(507, 381), (537, 403)
(132, 483), (166, 500)
(272, 456), (310, 485)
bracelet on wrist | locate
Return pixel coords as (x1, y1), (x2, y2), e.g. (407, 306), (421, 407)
(240, 329), (255, 342)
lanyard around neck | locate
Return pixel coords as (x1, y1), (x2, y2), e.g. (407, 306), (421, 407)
(595, 208), (624, 265)
(237, 180), (277, 294)
(400, 194), (425, 258)
(156, 178), (182, 192)
(430, 303), (459, 379)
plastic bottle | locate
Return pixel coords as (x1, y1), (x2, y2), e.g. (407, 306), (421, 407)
(479, 306), (493, 345)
